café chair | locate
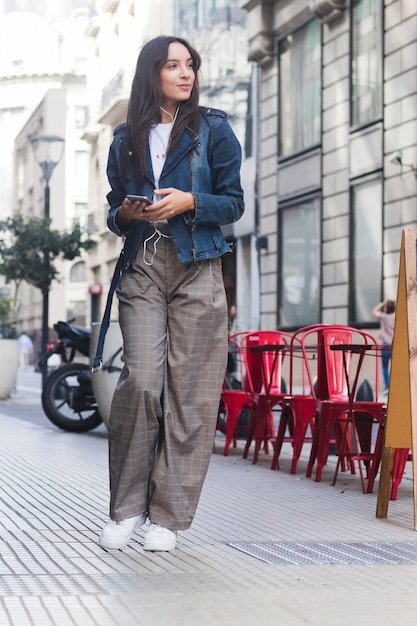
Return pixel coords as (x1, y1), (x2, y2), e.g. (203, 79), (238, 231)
(301, 324), (360, 480)
(217, 333), (254, 455)
(241, 330), (291, 463)
(305, 326), (386, 493)
(271, 326), (322, 474)
(272, 323), (348, 475)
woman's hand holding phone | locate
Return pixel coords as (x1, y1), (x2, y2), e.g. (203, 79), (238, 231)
(117, 189), (195, 229)
(137, 188), (196, 222)
(116, 195), (153, 230)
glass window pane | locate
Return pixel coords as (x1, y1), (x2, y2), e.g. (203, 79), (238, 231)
(279, 198), (321, 326)
(70, 261), (86, 283)
(351, 0), (382, 126)
(176, 0), (198, 37)
(279, 19), (321, 156)
(351, 179), (382, 322)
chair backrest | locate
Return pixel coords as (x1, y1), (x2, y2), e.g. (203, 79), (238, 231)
(226, 331), (258, 393)
(228, 330), (252, 345)
(293, 324), (354, 400)
(321, 327), (353, 400)
(240, 330), (289, 394)
(295, 324), (380, 402)
(289, 324), (330, 396)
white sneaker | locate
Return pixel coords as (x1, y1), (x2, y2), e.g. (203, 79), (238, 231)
(99, 513), (146, 550)
(143, 523), (177, 551)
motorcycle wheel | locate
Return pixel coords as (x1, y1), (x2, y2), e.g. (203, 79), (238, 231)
(41, 362), (103, 432)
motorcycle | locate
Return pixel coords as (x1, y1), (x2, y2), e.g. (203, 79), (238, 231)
(38, 317), (103, 432)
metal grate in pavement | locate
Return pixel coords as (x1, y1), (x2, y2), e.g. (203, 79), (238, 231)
(228, 541), (417, 565)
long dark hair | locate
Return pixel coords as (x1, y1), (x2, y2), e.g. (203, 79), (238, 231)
(126, 35), (201, 180)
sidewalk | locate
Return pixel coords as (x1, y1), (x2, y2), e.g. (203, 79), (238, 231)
(1, 412), (417, 626)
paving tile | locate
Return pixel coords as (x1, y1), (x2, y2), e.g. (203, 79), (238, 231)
(1, 413), (417, 625)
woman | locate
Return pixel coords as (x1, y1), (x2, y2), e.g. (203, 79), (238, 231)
(98, 35), (244, 551)
(372, 298), (396, 391)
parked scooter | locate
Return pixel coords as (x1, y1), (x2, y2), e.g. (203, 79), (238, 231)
(38, 318), (103, 432)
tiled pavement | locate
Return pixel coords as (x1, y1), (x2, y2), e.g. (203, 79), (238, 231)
(1, 410), (417, 626)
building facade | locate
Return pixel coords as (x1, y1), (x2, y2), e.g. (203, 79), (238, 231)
(172, 0), (259, 330)
(2, 3), (93, 351)
(241, 0), (416, 331)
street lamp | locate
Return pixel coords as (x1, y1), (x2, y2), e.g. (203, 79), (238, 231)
(30, 133), (65, 386)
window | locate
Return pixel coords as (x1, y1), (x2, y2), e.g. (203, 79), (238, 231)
(70, 261), (86, 283)
(75, 106), (89, 129)
(175, 0), (245, 36)
(351, 0), (382, 127)
(176, 0), (198, 36)
(350, 177), (382, 322)
(74, 203), (88, 230)
(279, 19), (321, 156)
(279, 197), (321, 327)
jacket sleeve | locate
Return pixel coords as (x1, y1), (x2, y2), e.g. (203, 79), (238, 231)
(183, 115), (245, 227)
(105, 131), (130, 237)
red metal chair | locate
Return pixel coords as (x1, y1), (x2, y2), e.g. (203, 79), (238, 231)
(305, 326), (387, 493)
(217, 332), (254, 455)
(241, 330), (291, 463)
(272, 323), (359, 475)
(271, 324), (325, 474)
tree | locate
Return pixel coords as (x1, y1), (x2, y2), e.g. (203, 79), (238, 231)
(0, 214), (96, 319)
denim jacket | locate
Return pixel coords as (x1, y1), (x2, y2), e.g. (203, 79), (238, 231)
(107, 106), (244, 267)
(92, 107), (244, 371)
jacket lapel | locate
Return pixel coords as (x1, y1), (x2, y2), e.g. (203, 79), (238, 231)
(161, 127), (198, 179)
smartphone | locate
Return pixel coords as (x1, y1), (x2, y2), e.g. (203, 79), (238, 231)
(126, 194), (152, 205)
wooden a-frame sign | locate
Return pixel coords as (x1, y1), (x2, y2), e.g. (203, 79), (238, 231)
(376, 229), (417, 528)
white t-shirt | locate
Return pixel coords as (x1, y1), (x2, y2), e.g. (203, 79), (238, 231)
(149, 122), (172, 198)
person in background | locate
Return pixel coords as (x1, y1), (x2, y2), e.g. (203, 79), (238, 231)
(98, 35), (244, 552)
(372, 299), (396, 392)
(18, 332), (33, 370)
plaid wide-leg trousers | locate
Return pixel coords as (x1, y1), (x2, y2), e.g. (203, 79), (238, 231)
(107, 228), (228, 530)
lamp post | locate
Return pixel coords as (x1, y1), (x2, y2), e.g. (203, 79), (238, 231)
(30, 133), (65, 387)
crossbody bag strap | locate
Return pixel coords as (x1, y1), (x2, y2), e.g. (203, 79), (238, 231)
(91, 250), (125, 373)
